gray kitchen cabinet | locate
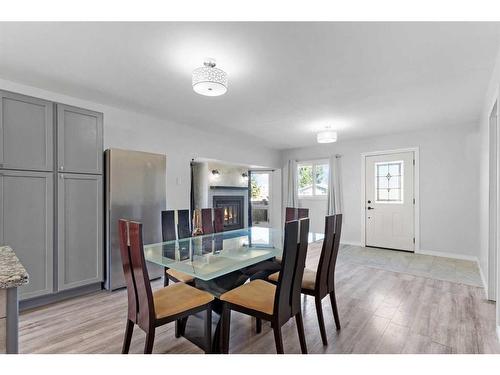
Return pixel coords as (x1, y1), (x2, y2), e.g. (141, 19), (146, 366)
(0, 170), (54, 300)
(57, 173), (103, 291)
(57, 104), (103, 174)
(0, 91), (54, 171)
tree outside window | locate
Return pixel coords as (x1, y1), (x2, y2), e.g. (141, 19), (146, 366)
(297, 161), (329, 197)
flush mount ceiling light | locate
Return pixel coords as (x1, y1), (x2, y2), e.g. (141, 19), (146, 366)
(317, 128), (338, 144)
(192, 58), (228, 97)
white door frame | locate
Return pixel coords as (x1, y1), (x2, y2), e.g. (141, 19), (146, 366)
(488, 99), (498, 301)
(360, 147), (420, 252)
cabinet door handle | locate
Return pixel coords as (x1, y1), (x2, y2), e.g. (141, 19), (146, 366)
(60, 165), (64, 171)
(60, 174), (64, 179)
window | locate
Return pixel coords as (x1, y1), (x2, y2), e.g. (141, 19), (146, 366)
(375, 161), (403, 203)
(297, 161), (329, 197)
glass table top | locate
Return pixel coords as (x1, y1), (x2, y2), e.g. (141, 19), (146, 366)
(143, 227), (324, 281)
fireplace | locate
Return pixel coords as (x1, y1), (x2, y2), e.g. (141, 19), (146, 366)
(213, 195), (245, 231)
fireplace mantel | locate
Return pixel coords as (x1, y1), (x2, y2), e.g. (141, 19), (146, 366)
(209, 186), (249, 191)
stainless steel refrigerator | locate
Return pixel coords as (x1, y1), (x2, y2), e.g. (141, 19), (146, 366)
(105, 148), (166, 290)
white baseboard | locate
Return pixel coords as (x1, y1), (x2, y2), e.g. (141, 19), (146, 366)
(416, 248), (479, 262)
(343, 243), (492, 293)
(416, 249), (490, 293)
(340, 241), (362, 247)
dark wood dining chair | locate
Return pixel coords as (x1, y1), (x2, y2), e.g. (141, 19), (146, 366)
(118, 219), (214, 354)
(201, 208), (214, 253)
(161, 210), (176, 242)
(213, 207), (224, 233)
(298, 207), (309, 219)
(163, 210), (196, 286)
(177, 209), (192, 239)
(219, 219), (310, 354)
(161, 210), (177, 286)
(269, 214), (342, 345)
(201, 208), (214, 234)
(285, 207), (298, 222)
(213, 208), (224, 252)
(277, 207), (307, 264)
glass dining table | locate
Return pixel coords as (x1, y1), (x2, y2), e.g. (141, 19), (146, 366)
(143, 226), (324, 352)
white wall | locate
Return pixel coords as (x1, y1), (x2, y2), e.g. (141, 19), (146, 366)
(282, 125), (481, 258)
(0, 78), (281, 211)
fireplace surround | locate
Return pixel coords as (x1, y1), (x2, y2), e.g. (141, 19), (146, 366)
(213, 195), (245, 231)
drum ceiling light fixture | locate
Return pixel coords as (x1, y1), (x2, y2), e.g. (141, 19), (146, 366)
(192, 58), (228, 96)
(317, 126), (338, 143)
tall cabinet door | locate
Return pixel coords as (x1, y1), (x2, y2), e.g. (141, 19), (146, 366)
(0, 91), (53, 171)
(0, 170), (54, 300)
(58, 173), (103, 290)
(57, 104), (103, 174)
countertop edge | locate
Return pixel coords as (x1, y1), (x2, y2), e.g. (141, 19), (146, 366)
(0, 246), (29, 289)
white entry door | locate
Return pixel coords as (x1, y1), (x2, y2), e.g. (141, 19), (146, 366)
(365, 151), (415, 251)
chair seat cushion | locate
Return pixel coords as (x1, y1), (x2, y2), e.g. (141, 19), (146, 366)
(268, 268), (317, 291)
(153, 283), (213, 320)
(220, 279), (276, 315)
(166, 268), (195, 283)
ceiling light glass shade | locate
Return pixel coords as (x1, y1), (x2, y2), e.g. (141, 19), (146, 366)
(317, 131), (338, 143)
(192, 59), (228, 96)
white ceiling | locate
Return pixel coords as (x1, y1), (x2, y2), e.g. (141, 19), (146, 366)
(1, 22), (500, 149)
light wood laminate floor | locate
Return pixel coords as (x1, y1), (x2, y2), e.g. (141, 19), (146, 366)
(19, 243), (500, 354)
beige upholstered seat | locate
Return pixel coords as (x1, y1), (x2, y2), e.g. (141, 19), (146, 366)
(220, 279), (276, 315)
(268, 268), (317, 291)
(153, 282), (214, 320)
(166, 268), (195, 283)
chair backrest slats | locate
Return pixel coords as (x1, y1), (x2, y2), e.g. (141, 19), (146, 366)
(177, 209), (192, 239)
(213, 208), (224, 233)
(290, 218), (310, 315)
(327, 214), (343, 292)
(118, 219), (155, 331)
(161, 210), (176, 242)
(118, 220), (139, 323)
(315, 215), (336, 295)
(274, 219), (309, 324)
(201, 208), (214, 234)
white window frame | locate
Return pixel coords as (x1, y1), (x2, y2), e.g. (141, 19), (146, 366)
(297, 159), (329, 200)
(374, 160), (405, 204)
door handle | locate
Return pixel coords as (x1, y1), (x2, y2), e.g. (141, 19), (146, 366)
(367, 207), (374, 210)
